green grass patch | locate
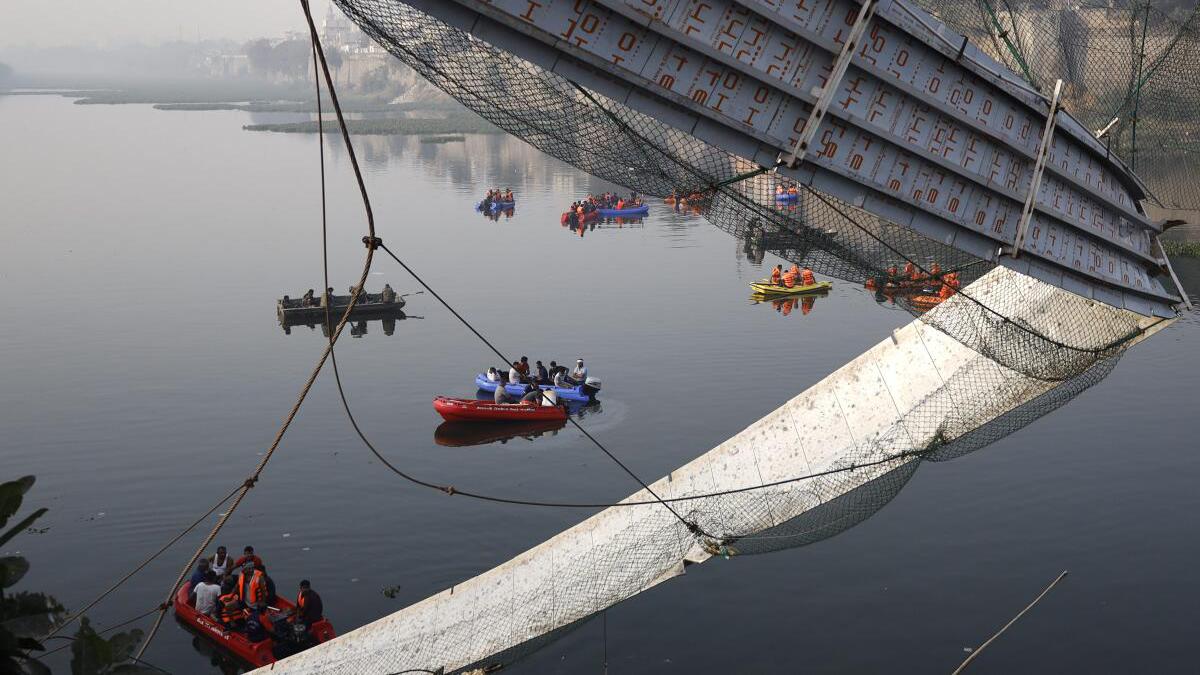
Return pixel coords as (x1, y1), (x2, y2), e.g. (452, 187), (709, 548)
(1162, 240), (1200, 257)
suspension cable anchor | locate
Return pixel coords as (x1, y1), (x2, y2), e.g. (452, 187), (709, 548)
(362, 236), (383, 250)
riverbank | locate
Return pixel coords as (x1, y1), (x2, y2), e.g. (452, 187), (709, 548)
(243, 114), (500, 135)
(0, 78), (442, 113)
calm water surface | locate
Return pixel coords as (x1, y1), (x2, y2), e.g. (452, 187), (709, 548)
(2, 95), (1198, 673)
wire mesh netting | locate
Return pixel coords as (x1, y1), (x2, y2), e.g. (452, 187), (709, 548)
(915, 0), (1200, 209)
(302, 1), (1177, 672)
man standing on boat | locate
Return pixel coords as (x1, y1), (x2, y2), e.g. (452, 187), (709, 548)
(568, 359), (587, 385)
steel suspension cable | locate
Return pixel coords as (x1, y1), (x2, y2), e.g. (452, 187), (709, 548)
(134, 0), (378, 659)
(36, 483), (241, 644)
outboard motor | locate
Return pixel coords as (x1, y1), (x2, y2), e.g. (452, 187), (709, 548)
(582, 377), (602, 398)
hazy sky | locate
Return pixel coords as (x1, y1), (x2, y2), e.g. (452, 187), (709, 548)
(0, 0), (335, 48)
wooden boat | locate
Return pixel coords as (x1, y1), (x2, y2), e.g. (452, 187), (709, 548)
(433, 396), (568, 423)
(173, 582), (335, 668)
(277, 289), (404, 324)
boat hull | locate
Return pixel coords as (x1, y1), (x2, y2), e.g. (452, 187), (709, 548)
(596, 205), (648, 217)
(749, 280), (833, 297)
(474, 374), (596, 402)
(433, 396), (568, 422)
(173, 583), (335, 669)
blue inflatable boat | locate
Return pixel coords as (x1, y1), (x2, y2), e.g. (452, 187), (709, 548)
(476, 200), (516, 211)
(596, 205), (648, 217)
(474, 374), (599, 403)
(774, 193), (798, 202)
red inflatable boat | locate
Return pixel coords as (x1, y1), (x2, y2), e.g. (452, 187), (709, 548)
(173, 582), (335, 668)
(433, 396), (568, 422)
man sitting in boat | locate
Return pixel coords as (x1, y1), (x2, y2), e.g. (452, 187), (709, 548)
(503, 188), (514, 202)
(535, 360), (548, 384)
(494, 380), (513, 404)
(239, 561), (270, 615)
(782, 265), (799, 288)
(218, 578), (245, 629)
(801, 267), (816, 286)
(486, 367), (501, 382)
(235, 545), (264, 571)
(292, 580), (324, 629)
(193, 570), (223, 620)
(770, 264), (783, 286)
(508, 361), (524, 385)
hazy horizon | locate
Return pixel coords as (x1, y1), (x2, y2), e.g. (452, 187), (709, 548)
(0, 0), (334, 50)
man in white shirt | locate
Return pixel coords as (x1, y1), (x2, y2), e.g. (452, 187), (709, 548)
(193, 571), (222, 618)
(569, 359), (588, 384)
(508, 361), (523, 384)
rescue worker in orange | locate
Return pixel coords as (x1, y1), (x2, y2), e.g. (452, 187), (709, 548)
(218, 578), (244, 629)
(800, 267), (816, 287)
(292, 579), (324, 629)
(238, 561), (269, 614)
(770, 264), (783, 286)
(781, 265), (799, 288)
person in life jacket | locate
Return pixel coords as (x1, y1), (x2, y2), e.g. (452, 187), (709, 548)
(800, 267), (816, 287)
(293, 580), (324, 628)
(903, 262), (916, 282)
(781, 266), (798, 288)
(238, 562), (269, 612)
(218, 578), (244, 628)
(929, 262), (942, 280)
(770, 264), (783, 285)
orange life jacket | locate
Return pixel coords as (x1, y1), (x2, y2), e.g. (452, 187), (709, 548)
(770, 268), (782, 284)
(787, 186), (798, 195)
(801, 269), (816, 286)
(219, 592), (243, 623)
(782, 270), (798, 288)
(239, 570), (267, 606)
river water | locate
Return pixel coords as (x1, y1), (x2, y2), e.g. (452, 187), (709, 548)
(2, 94), (1198, 674)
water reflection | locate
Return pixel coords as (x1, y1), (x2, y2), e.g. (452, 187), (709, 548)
(281, 313), (420, 336)
(433, 419), (567, 447)
(751, 294), (821, 317)
(177, 621), (244, 674)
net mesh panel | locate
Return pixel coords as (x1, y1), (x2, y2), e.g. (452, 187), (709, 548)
(915, 0), (1200, 210)
(324, 2), (1163, 672)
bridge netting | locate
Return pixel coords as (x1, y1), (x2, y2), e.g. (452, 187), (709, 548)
(306, 1), (1176, 671)
(917, 0), (1200, 210)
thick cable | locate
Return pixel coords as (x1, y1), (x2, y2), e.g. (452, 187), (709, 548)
(372, 241), (704, 535)
(37, 483), (241, 643)
(134, 0), (377, 659)
(37, 605), (165, 660)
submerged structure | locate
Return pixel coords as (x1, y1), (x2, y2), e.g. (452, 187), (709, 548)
(263, 0), (1191, 672)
